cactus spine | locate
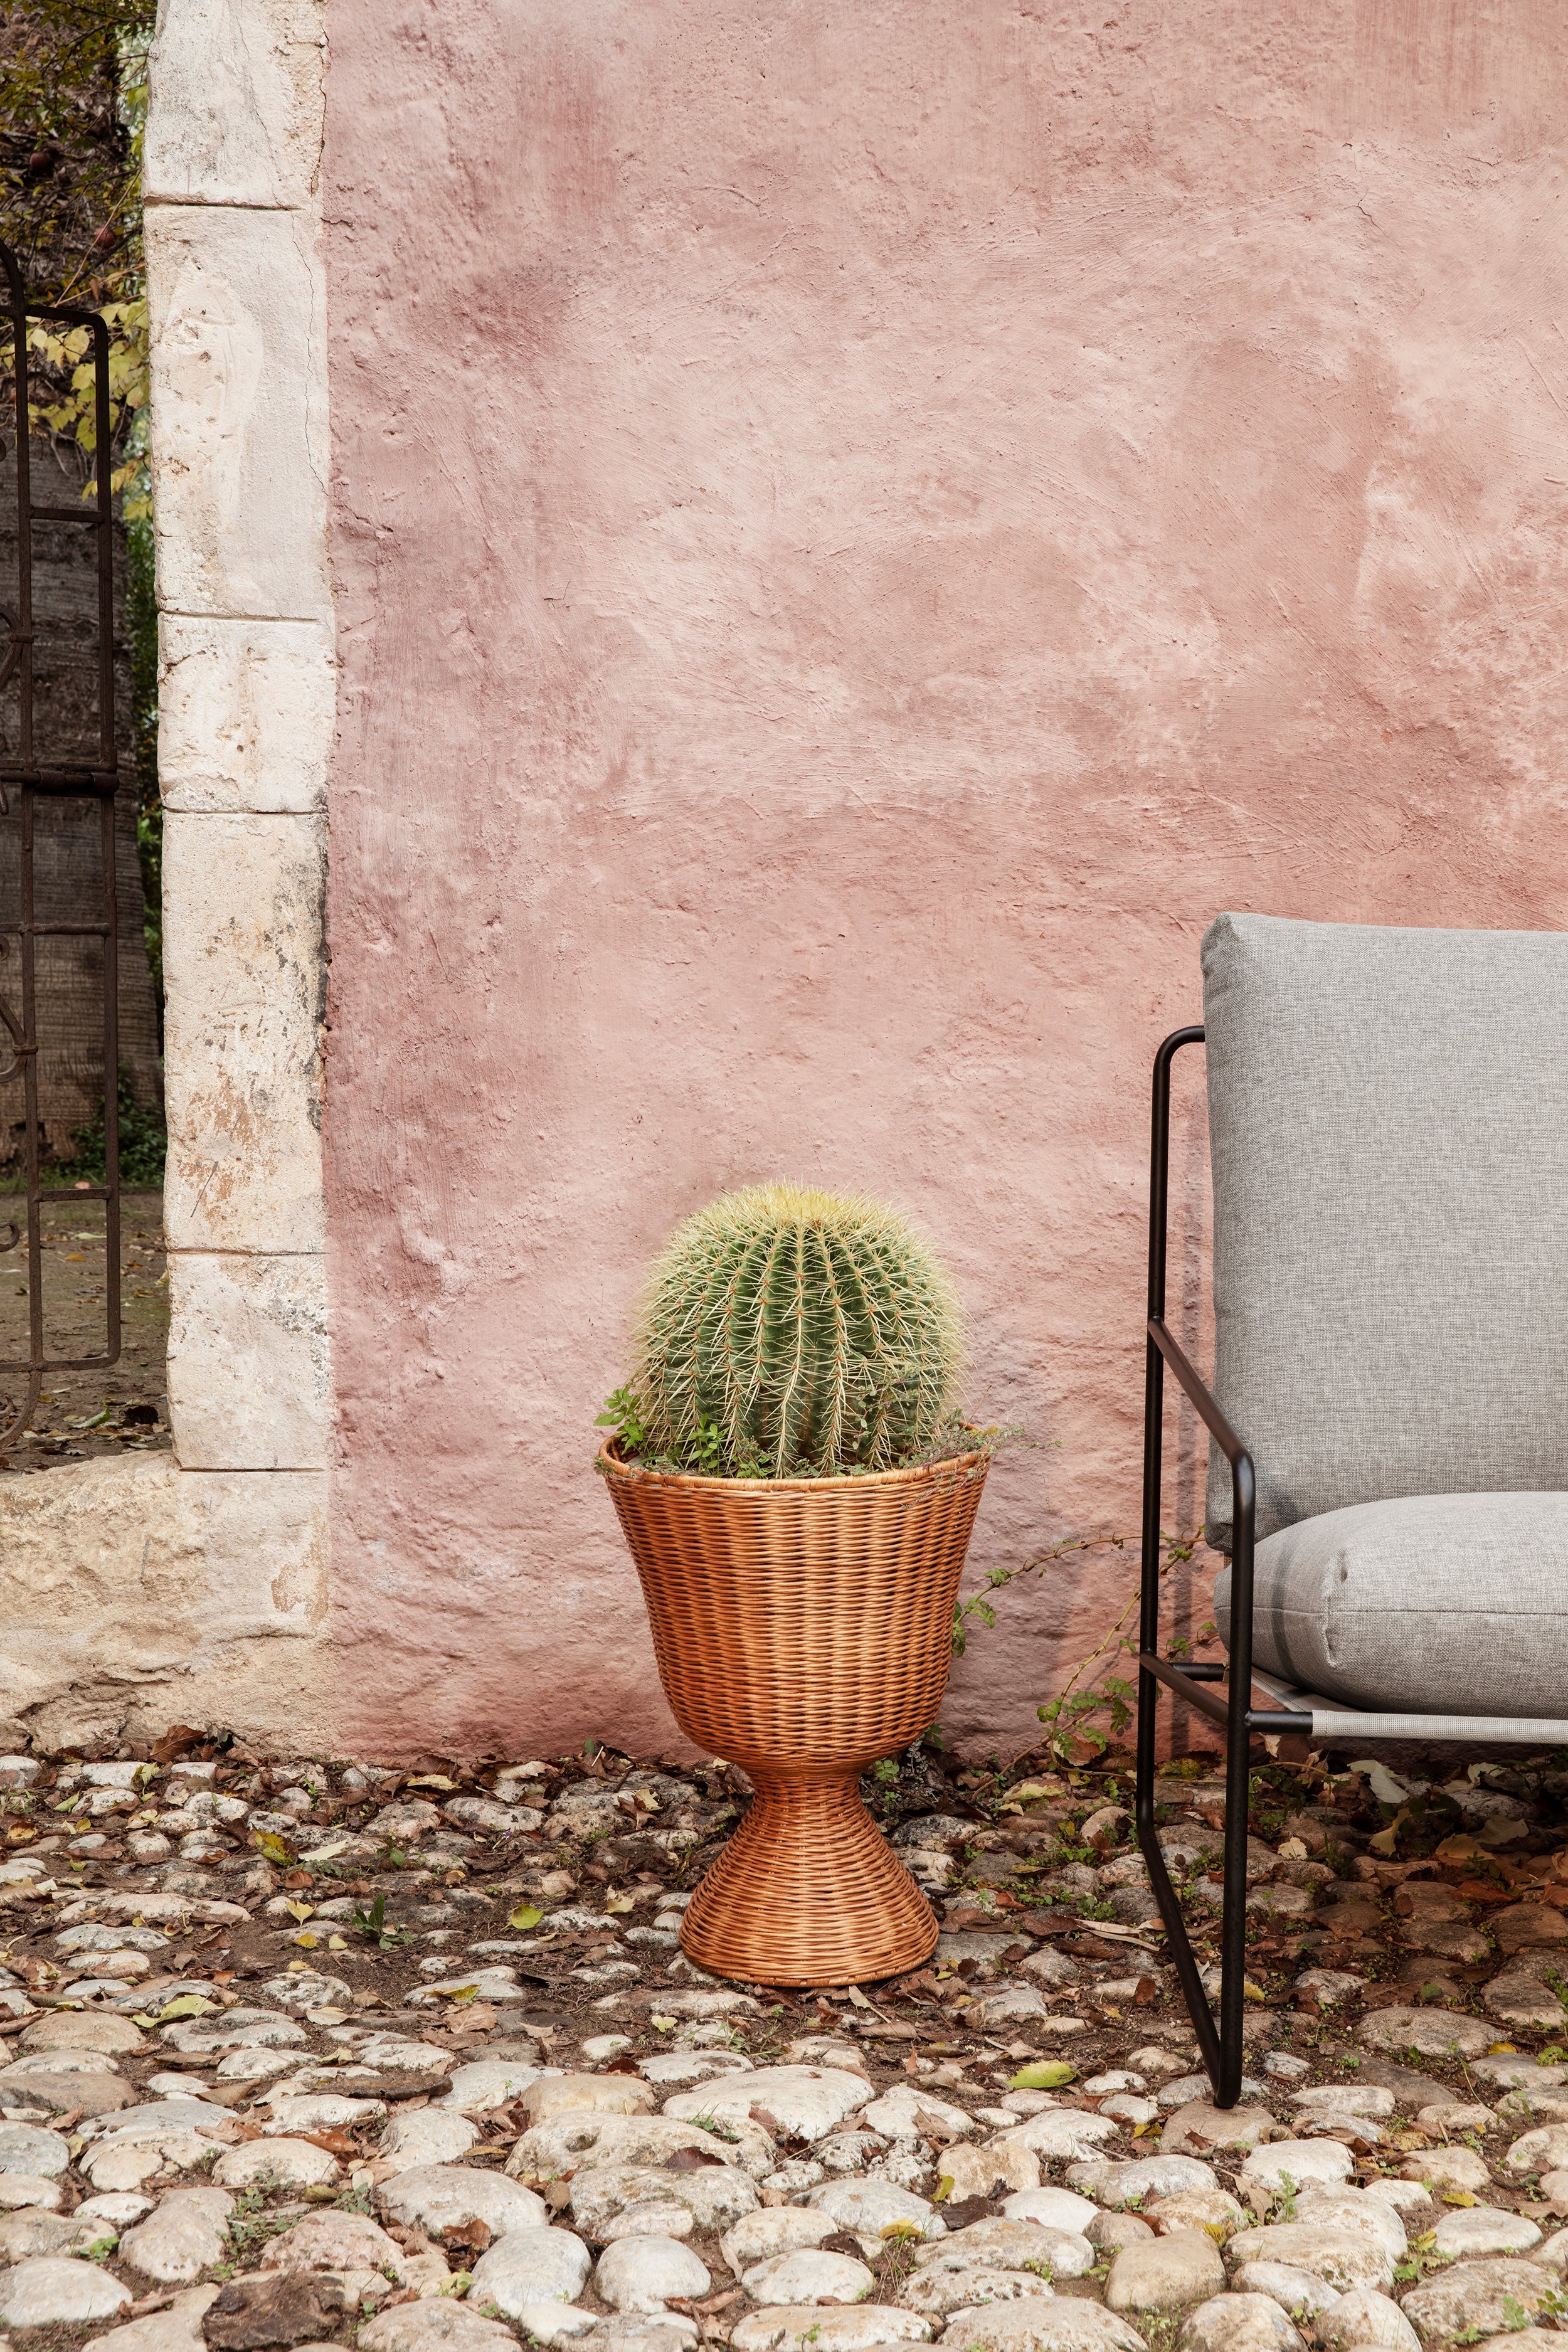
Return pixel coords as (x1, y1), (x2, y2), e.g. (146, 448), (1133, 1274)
(630, 1182), (965, 1477)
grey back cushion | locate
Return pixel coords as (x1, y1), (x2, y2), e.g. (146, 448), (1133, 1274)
(1203, 913), (1568, 1550)
(1212, 1491), (1568, 1714)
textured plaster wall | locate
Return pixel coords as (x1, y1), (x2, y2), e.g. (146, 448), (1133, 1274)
(324, 1), (1568, 1759)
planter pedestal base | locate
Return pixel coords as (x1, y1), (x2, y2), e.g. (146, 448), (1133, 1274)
(679, 1765), (938, 1986)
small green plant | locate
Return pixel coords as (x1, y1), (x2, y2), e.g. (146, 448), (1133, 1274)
(215, 2187), (299, 2274)
(686, 2107), (741, 2142)
(1039, 1675), (1135, 1766)
(1499, 2297), (1534, 2333)
(349, 1892), (406, 1950)
(603, 1183), (968, 1479)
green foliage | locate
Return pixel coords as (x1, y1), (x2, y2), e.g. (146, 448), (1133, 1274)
(1039, 1673), (1135, 1766)
(616, 1183), (967, 1479)
(58, 1064), (165, 1185)
(1, 0), (156, 515)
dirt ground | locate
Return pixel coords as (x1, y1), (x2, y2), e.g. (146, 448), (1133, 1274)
(0, 1186), (169, 1475)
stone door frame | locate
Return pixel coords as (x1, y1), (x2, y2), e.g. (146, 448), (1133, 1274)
(0, 1), (336, 1752)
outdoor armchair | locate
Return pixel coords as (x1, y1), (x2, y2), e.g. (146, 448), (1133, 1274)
(1136, 913), (1568, 2105)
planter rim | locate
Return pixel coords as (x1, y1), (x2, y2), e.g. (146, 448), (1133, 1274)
(596, 1434), (988, 1496)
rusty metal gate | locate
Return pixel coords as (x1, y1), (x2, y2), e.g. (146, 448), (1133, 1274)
(0, 235), (120, 1452)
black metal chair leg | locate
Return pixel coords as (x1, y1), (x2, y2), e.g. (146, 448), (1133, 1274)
(1137, 1024), (1250, 2108)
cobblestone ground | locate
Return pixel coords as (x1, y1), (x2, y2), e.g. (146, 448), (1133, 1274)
(0, 1735), (1563, 2352)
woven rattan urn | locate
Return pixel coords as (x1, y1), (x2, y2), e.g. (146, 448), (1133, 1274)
(602, 1444), (987, 1983)
(598, 1184), (990, 1986)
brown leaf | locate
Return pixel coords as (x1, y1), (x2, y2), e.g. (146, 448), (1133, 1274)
(938, 2195), (997, 2230)
(914, 2106), (963, 2148)
(748, 2107), (780, 2139)
(152, 1723), (207, 1766)
(895, 1970), (945, 2003)
(442, 2217), (492, 2255)
(664, 2146), (726, 2170)
(544, 2180), (573, 2212)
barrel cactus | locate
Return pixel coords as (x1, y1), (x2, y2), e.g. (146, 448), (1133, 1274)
(619, 1182), (965, 1478)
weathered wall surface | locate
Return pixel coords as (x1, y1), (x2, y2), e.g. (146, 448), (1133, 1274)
(323, 1), (1568, 1759)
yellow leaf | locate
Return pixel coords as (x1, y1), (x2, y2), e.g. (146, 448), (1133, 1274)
(1442, 2191), (1477, 2208)
(327, 1935), (348, 1951)
(605, 1895), (635, 1914)
(508, 1905), (542, 1932)
(408, 1775), (457, 1790)
(284, 1902), (314, 1924)
(936, 2175), (956, 2203)
(292, 1931), (319, 1949)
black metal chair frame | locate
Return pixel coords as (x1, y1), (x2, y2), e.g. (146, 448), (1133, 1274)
(1134, 1023), (1568, 2106)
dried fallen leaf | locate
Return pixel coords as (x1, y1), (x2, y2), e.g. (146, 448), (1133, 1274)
(442, 2218), (492, 2255)
(507, 1905), (543, 1932)
(914, 2106), (963, 2147)
(664, 2146), (725, 2170)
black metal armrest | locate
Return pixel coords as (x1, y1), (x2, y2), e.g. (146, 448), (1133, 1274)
(1147, 1315), (1254, 1528)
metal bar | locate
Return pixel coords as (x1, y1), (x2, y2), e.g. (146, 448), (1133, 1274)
(100, 798), (119, 1359)
(28, 504), (102, 526)
(17, 783), (41, 1443)
(4, 245), (34, 780)
(91, 309), (114, 775)
(1135, 1024), (1235, 2099)
(1139, 1650), (1232, 1731)
(1141, 1652), (1313, 1739)
(0, 924), (112, 938)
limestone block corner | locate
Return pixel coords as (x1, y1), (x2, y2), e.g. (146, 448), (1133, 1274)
(146, 203), (331, 623)
(168, 1253), (330, 1471)
(145, 0), (328, 213)
(159, 615), (335, 814)
(162, 810), (326, 1256)
(0, 1454), (332, 1752)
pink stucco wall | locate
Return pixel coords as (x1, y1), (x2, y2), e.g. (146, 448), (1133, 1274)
(322, 2), (1568, 1761)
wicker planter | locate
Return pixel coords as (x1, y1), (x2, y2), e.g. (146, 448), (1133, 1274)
(600, 1439), (989, 1986)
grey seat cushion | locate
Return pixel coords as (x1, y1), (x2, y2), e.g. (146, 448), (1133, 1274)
(1203, 914), (1568, 1551)
(1213, 1491), (1568, 1715)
